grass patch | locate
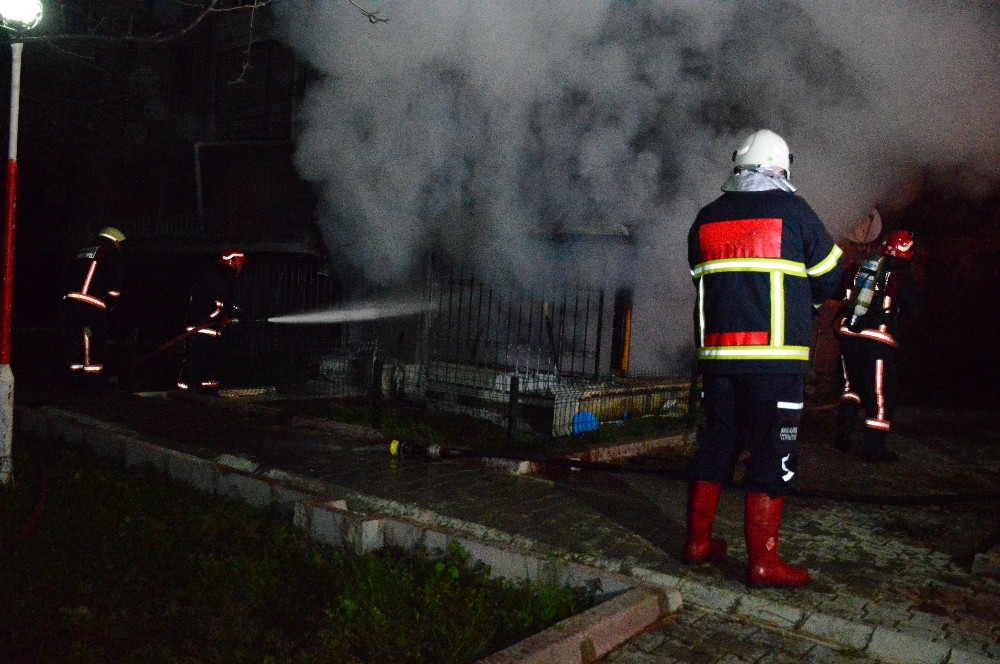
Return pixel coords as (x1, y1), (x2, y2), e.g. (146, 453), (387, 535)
(0, 439), (595, 663)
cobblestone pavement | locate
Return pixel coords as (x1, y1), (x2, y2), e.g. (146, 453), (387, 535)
(603, 605), (885, 663)
(16, 389), (1000, 663)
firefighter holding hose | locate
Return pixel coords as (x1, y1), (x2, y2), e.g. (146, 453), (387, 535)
(684, 129), (843, 588)
(176, 248), (246, 395)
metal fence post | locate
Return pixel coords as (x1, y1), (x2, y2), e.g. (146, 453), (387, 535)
(506, 374), (519, 446)
(370, 353), (384, 429)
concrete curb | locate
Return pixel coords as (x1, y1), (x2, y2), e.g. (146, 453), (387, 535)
(15, 405), (680, 664)
(476, 586), (670, 664)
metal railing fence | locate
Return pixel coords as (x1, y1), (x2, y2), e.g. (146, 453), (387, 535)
(426, 262), (607, 380)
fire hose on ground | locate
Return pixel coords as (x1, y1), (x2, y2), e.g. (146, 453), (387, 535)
(387, 439), (1000, 508)
(133, 317), (267, 368)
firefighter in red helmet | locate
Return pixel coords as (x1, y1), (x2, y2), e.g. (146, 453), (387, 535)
(176, 248), (246, 395)
(60, 226), (126, 386)
(834, 230), (922, 462)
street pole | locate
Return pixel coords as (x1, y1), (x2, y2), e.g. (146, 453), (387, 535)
(0, 0), (44, 487)
(1, 40), (23, 487)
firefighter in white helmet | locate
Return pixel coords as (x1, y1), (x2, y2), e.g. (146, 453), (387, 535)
(684, 129), (843, 588)
(60, 226), (126, 385)
(176, 248), (247, 395)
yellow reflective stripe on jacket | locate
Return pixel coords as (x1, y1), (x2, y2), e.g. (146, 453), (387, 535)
(691, 245), (840, 364)
(692, 259), (798, 353)
(690, 245), (843, 279)
(807, 244), (843, 276)
(698, 346), (811, 361)
(770, 271), (784, 346)
(690, 257), (807, 278)
(697, 278), (706, 347)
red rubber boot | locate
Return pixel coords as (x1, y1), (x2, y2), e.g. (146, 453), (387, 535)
(744, 492), (809, 587)
(682, 481), (728, 564)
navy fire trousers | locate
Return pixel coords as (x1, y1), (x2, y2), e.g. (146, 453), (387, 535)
(690, 373), (805, 497)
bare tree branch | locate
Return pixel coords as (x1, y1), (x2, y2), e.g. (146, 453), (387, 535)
(348, 0), (390, 24)
(6, 0), (388, 45)
(230, 1), (261, 85)
(11, 0), (249, 44)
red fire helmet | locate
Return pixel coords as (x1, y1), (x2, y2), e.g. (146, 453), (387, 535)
(219, 248), (246, 271)
(879, 230), (914, 260)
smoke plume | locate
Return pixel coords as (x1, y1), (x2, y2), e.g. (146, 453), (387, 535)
(273, 0), (1000, 371)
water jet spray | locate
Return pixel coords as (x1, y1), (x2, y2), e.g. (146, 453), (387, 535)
(267, 296), (432, 325)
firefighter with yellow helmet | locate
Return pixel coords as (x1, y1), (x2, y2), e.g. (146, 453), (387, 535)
(60, 226), (126, 385)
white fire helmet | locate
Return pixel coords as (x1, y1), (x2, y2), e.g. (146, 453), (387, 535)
(732, 129), (792, 177)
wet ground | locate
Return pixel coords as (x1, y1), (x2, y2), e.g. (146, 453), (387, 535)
(14, 382), (1000, 662)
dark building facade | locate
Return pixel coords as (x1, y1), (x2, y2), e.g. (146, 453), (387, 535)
(3, 2), (339, 389)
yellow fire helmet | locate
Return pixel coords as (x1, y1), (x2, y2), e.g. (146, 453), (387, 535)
(98, 226), (126, 244)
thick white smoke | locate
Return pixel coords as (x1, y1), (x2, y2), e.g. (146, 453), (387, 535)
(273, 0), (1000, 372)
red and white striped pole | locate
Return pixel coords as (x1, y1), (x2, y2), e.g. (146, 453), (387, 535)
(1, 41), (24, 486)
(0, 2), (43, 487)
(1, 41), (23, 363)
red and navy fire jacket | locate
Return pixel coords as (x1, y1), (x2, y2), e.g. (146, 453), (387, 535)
(688, 190), (843, 374)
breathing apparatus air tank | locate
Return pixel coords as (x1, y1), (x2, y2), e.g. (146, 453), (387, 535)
(847, 254), (885, 332)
